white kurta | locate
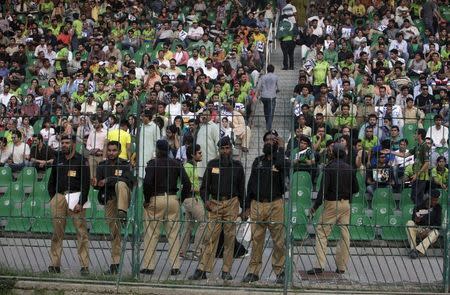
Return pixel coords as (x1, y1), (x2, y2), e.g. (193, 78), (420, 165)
(196, 121), (220, 177)
(138, 121), (160, 179)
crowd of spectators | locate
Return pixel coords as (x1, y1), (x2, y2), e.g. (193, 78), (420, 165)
(0, 0), (448, 220)
(288, 0), (449, 204)
(0, 0), (275, 177)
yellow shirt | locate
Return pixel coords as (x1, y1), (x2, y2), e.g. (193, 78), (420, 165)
(107, 129), (131, 160)
(352, 4), (366, 16)
(163, 50), (174, 60)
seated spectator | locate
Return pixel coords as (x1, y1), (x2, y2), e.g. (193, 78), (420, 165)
(361, 126), (379, 153)
(431, 156), (448, 190)
(48, 125), (63, 152)
(6, 130), (30, 172)
(312, 126), (332, 163)
(426, 114), (448, 154)
(0, 137), (10, 166)
(403, 97), (425, 127)
(365, 153), (393, 200)
(406, 190), (442, 259)
(391, 139), (414, 190)
(292, 136), (315, 173)
(30, 134), (54, 172)
(332, 104), (357, 133)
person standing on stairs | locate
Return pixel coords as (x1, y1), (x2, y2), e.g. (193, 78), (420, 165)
(256, 64), (279, 132)
(278, 2), (298, 70)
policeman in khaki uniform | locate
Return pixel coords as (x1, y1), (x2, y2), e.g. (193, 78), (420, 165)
(47, 134), (91, 275)
(242, 130), (288, 284)
(140, 140), (191, 276)
(93, 140), (134, 275)
(190, 136), (246, 281)
(308, 143), (358, 275)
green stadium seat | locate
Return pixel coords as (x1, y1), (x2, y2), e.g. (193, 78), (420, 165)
(0, 166), (12, 193)
(40, 168), (52, 186)
(294, 186), (312, 208)
(207, 11), (217, 21)
(351, 203), (365, 215)
(352, 172), (367, 206)
(373, 188), (396, 226)
(16, 167), (38, 193)
(403, 124), (417, 149)
(33, 119), (43, 134)
(315, 171), (323, 191)
(4, 184), (30, 232)
(75, 143), (84, 154)
(349, 214), (375, 241)
(85, 187), (99, 220)
(373, 204), (395, 227)
(291, 171), (312, 191)
(292, 211), (309, 241)
(313, 207), (341, 240)
(380, 215), (408, 240)
(437, 189), (448, 204)
(23, 189), (52, 233)
(90, 207), (110, 235)
(31, 182), (50, 201)
(30, 197), (53, 233)
(423, 113), (435, 131)
(372, 188), (394, 208)
(400, 188), (414, 208)
(402, 204), (415, 219)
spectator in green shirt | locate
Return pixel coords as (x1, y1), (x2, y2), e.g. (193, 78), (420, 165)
(333, 104), (357, 132)
(410, 129), (431, 206)
(71, 83), (87, 104)
(292, 136), (315, 173)
(312, 51), (331, 96)
(361, 126), (379, 152)
(312, 126), (333, 154)
(431, 156), (448, 190)
(323, 41), (338, 66)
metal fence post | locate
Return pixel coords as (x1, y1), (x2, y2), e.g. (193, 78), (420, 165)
(444, 112), (450, 293)
(131, 101), (143, 279)
(284, 97), (296, 294)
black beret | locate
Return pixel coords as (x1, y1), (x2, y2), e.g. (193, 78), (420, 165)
(217, 136), (232, 148)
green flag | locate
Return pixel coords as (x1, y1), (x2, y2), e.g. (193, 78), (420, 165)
(277, 19), (296, 39)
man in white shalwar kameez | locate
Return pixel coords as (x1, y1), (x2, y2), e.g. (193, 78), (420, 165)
(196, 110), (220, 177)
(138, 110), (160, 182)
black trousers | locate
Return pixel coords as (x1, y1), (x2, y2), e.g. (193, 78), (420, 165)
(280, 40), (295, 69)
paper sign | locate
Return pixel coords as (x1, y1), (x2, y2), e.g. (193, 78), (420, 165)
(179, 30), (188, 41)
(341, 28), (351, 39)
(377, 24), (387, 32)
(257, 41), (264, 52)
(326, 25), (335, 35)
(243, 218), (252, 242)
(65, 192), (81, 211)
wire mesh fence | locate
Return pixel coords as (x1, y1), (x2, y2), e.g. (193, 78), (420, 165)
(0, 104), (448, 294)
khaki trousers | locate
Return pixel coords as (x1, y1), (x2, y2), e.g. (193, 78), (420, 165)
(406, 220), (440, 254)
(314, 200), (350, 271)
(142, 195), (181, 270)
(88, 155), (103, 178)
(248, 198), (285, 276)
(50, 193), (90, 268)
(235, 126), (252, 149)
(198, 197), (239, 273)
(105, 181), (131, 264)
(180, 197), (207, 257)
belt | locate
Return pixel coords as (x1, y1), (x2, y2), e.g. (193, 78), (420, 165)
(210, 196), (234, 201)
(152, 193), (178, 198)
(326, 197), (350, 202)
(255, 196), (282, 203)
